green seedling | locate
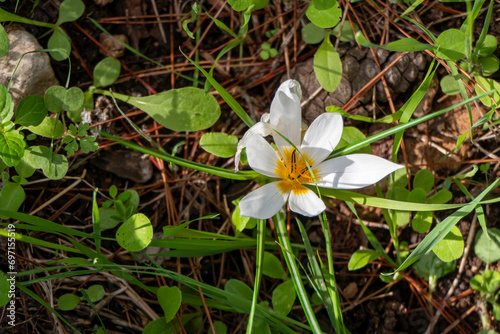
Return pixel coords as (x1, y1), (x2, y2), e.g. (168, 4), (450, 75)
(57, 285), (106, 311)
(259, 42), (278, 60)
(62, 123), (99, 156)
(99, 185), (140, 229)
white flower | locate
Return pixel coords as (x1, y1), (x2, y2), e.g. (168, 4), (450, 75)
(237, 79), (404, 220)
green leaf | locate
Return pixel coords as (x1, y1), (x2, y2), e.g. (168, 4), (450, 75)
(224, 279), (253, 301)
(231, 201), (257, 234)
(57, 293), (81, 311)
(477, 34), (498, 57)
(98, 207), (121, 229)
(479, 55), (499, 77)
(211, 321), (228, 334)
(0, 127), (25, 167)
(428, 189), (452, 204)
(0, 181), (26, 219)
(86, 285), (105, 302)
(44, 86), (84, 113)
(107, 87), (221, 132)
(475, 76), (500, 108)
(116, 213), (153, 252)
(26, 117), (65, 138)
(306, 0), (341, 29)
(0, 272), (10, 307)
(109, 185), (118, 199)
(0, 24), (9, 57)
(412, 252), (455, 282)
(16, 150), (36, 178)
(348, 249), (380, 271)
(157, 285), (182, 323)
(25, 145), (68, 179)
(433, 225), (464, 262)
(79, 136), (98, 154)
(314, 37), (342, 92)
(0, 84), (14, 122)
(301, 23), (325, 44)
(200, 132), (238, 158)
(335, 126), (373, 154)
(48, 28), (71, 61)
(15, 95), (48, 126)
(474, 227), (500, 264)
(262, 251), (287, 279)
(440, 74), (460, 95)
(355, 31), (431, 52)
(412, 211), (433, 233)
(413, 169), (434, 192)
(228, 0), (252, 11)
(57, 0), (85, 25)
(272, 280), (296, 316)
(434, 29), (466, 61)
(93, 57), (121, 87)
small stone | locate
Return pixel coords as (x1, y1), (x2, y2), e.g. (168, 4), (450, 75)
(92, 149), (153, 183)
(343, 282), (359, 299)
(0, 24), (60, 106)
(99, 33), (128, 58)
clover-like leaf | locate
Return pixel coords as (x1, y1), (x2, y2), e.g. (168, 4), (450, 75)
(116, 213), (153, 252)
(15, 95), (48, 127)
(44, 86), (84, 113)
(157, 285), (182, 323)
(93, 57), (121, 87)
(57, 0), (85, 25)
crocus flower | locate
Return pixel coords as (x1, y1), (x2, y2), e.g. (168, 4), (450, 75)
(237, 79), (403, 220)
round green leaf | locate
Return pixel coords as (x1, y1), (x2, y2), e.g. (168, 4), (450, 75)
(157, 285), (182, 323)
(440, 74), (463, 95)
(433, 225), (464, 262)
(228, 0), (252, 11)
(0, 182), (25, 219)
(314, 37), (342, 92)
(408, 188), (428, 204)
(262, 251), (287, 279)
(252, 0), (269, 10)
(413, 169), (435, 193)
(57, 0), (85, 25)
(98, 207), (121, 230)
(475, 76), (500, 108)
(224, 279), (253, 301)
(25, 145), (68, 180)
(116, 213), (153, 252)
(0, 128), (25, 167)
(44, 86), (84, 113)
(260, 50), (269, 60)
(26, 117), (65, 138)
(331, 22), (358, 42)
(0, 24), (8, 58)
(478, 35), (498, 57)
(93, 57), (121, 87)
(306, 0), (341, 29)
(114, 87), (220, 132)
(15, 95), (48, 126)
(428, 189), (452, 204)
(232, 201), (257, 233)
(200, 132), (238, 158)
(48, 28), (71, 61)
(86, 285), (105, 302)
(348, 249), (380, 271)
(272, 280), (296, 316)
(412, 251), (455, 282)
(301, 23), (325, 44)
(474, 227), (500, 264)
(479, 55), (500, 77)
(143, 317), (170, 334)
(58, 293), (81, 311)
(434, 29), (466, 61)
(412, 211), (433, 233)
(211, 321), (228, 334)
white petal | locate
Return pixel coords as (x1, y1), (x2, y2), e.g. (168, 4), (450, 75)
(315, 154), (404, 189)
(246, 135), (281, 178)
(269, 80), (302, 153)
(239, 182), (288, 219)
(289, 188), (326, 217)
(301, 113), (343, 164)
(234, 119), (272, 171)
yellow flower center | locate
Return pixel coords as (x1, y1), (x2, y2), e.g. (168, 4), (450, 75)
(275, 148), (318, 195)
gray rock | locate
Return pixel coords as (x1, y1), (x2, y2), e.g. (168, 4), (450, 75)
(0, 24), (59, 106)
